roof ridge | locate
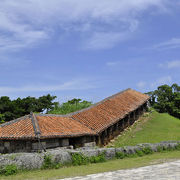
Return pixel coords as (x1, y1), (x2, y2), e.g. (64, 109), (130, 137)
(0, 115), (30, 127)
(66, 88), (131, 116)
(35, 89), (132, 118)
(35, 113), (70, 117)
(30, 112), (41, 138)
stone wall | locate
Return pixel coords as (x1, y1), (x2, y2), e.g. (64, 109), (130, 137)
(0, 141), (179, 170)
(0, 136), (95, 153)
(0, 140), (32, 154)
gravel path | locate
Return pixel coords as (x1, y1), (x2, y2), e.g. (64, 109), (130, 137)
(60, 160), (180, 180)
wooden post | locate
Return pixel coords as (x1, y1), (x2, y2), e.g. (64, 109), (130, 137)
(133, 111), (136, 122)
(128, 114), (130, 126)
(109, 126), (113, 140)
(96, 136), (101, 146)
(122, 119), (125, 129)
(135, 109), (138, 120)
(104, 129), (108, 144)
(138, 108), (140, 118)
(116, 122), (119, 135)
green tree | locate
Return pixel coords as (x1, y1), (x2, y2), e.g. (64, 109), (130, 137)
(145, 91), (156, 106)
(147, 83), (180, 119)
(0, 94), (57, 122)
(48, 98), (92, 115)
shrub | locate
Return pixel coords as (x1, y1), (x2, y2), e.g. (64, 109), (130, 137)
(89, 153), (106, 163)
(72, 153), (106, 165)
(163, 145), (173, 151)
(125, 153), (137, 158)
(5, 164), (18, 176)
(157, 146), (164, 152)
(41, 154), (62, 169)
(115, 152), (126, 159)
(41, 154), (54, 169)
(0, 164), (18, 176)
(135, 150), (144, 157)
(142, 147), (153, 154)
(54, 163), (63, 169)
(72, 153), (89, 166)
(176, 144), (180, 150)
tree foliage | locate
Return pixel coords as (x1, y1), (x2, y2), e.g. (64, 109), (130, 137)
(0, 94), (57, 122)
(48, 98), (92, 115)
(146, 83), (180, 118)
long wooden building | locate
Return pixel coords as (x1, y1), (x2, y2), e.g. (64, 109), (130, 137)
(0, 89), (149, 153)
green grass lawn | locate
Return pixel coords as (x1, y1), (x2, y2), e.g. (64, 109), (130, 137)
(1, 150), (180, 180)
(109, 111), (180, 147)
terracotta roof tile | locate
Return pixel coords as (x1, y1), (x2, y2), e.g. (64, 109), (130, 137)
(71, 89), (149, 133)
(36, 115), (96, 138)
(0, 116), (35, 140)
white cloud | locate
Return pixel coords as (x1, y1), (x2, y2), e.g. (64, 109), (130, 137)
(0, 78), (95, 94)
(106, 61), (119, 67)
(153, 38), (180, 50)
(167, 60), (180, 68)
(159, 60), (180, 69)
(151, 76), (172, 88)
(0, 55), (30, 69)
(0, 0), (171, 53)
(137, 81), (147, 89)
(0, 9), (48, 53)
(85, 32), (130, 50)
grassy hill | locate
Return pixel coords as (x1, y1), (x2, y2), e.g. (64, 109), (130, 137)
(109, 110), (180, 147)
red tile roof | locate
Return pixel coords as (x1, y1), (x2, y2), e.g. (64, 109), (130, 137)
(0, 89), (149, 140)
(71, 89), (149, 133)
(0, 115), (35, 140)
(36, 115), (96, 139)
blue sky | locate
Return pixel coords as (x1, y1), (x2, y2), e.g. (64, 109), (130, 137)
(0, 0), (180, 103)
